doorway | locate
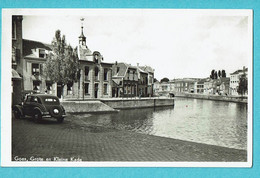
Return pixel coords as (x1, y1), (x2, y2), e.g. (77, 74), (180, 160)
(57, 83), (62, 98)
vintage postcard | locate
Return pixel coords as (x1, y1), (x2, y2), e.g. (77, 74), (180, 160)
(1, 9), (253, 167)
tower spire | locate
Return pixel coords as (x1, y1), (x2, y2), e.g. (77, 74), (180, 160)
(79, 18), (86, 46)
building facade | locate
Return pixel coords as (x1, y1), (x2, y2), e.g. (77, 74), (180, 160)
(229, 67), (248, 96)
(64, 25), (113, 99)
(137, 65), (154, 97)
(12, 15), (23, 105)
(112, 63), (138, 97)
(174, 78), (196, 93)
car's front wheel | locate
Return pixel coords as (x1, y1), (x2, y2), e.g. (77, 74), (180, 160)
(57, 117), (64, 123)
(33, 110), (42, 123)
(13, 108), (21, 119)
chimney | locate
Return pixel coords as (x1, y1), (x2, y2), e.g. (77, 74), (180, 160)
(137, 63), (139, 67)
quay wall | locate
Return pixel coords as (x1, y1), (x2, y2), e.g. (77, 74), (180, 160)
(61, 100), (117, 113)
(100, 98), (174, 109)
(61, 98), (174, 113)
(175, 93), (247, 104)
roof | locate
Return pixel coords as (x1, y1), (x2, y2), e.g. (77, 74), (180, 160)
(12, 69), (22, 80)
(112, 63), (137, 77)
(230, 68), (248, 75)
(30, 94), (59, 99)
(78, 45), (92, 60)
(138, 65), (154, 73)
(23, 39), (52, 58)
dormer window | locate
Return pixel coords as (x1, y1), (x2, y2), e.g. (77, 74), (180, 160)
(39, 49), (45, 58)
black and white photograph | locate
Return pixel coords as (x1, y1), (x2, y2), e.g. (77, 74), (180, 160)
(2, 9), (252, 167)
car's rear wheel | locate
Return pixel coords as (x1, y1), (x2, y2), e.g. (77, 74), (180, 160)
(13, 108), (21, 119)
(33, 110), (42, 123)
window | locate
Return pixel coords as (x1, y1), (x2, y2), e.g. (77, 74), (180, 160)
(95, 67), (99, 80)
(33, 81), (40, 92)
(104, 84), (108, 95)
(39, 49), (45, 58)
(12, 20), (16, 39)
(44, 98), (59, 104)
(104, 68), (108, 81)
(67, 82), (73, 94)
(32, 63), (40, 75)
(30, 96), (39, 103)
(84, 83), (89, 95)
(85, 66), (89, 80)
(46, 81), (52, 94)
(128, 85), (131, 94)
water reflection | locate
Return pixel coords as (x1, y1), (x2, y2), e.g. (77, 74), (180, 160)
(81, 98), (247, 150)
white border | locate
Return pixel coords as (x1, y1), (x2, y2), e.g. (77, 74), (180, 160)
(1, 9), (253, 167)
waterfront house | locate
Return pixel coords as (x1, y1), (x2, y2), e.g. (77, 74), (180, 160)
(153, 80), (175, 96)
(136, 66), (149, 97)
(174, 78), (196, 93)
(194, 79), (206, 94)
(112, 62), (138, 97)
(229, 67), (248, 96)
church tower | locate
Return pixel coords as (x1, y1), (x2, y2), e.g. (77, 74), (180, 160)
(79, 18), (86, 46)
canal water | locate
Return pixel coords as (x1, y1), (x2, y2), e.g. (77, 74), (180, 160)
(79, 98), (248, 150)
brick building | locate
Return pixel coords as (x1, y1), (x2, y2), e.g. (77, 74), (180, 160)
(112, 63), (138, 97)
(136, 65), (154, 97)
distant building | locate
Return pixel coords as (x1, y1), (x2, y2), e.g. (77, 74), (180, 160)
(194, 79), (207, 94)
(153, 80), (174, 96)
(174, 78), (197, 93)
(229, 67), (248, 96)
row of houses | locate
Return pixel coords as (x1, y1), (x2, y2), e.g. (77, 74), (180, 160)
(12, 16), (154, 105)
(154, 67), (248, 96)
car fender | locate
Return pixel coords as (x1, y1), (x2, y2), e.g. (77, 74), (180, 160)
(13, 105), (24, 116)
(33, 107), (43, 115)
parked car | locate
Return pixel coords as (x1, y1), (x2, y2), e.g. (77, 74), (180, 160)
(12, 94), (66, 123)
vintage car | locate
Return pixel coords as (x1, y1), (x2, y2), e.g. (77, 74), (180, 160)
(12, 94), (66, 123)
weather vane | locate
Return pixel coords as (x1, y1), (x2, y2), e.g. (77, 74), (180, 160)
(80, 17), (85, 27)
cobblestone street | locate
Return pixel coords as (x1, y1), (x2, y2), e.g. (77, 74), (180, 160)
(12, 114), (247, 162)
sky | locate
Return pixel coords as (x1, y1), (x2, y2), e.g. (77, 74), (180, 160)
(22, 10), (251, 80)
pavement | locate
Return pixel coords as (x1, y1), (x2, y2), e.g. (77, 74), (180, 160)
(12, 114), (247, 162)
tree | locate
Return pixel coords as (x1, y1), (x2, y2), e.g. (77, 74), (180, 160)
(221, 70), (226, 78)
(160, 77), (169, 83)
(44, 30), (80, 97)
(214, 71), (218, 79)
(237, 73), (248, 96)
(218, 70), (221, 78)
(210, 70), (215, 79)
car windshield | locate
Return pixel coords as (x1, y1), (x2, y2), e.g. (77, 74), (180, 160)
(43, 97), (59, 104)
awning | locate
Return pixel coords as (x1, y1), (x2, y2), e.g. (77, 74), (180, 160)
(12, 69), (22, 80)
